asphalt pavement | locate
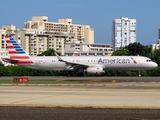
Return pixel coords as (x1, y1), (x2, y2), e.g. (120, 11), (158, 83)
(0, 106), (160, 120)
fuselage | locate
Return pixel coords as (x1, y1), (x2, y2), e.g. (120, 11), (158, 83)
(21, 56), (157, 71)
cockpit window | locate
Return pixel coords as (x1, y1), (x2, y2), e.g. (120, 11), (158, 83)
(146, 59), (152, 62)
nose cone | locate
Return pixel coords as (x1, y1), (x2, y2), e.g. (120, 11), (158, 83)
(153, 62), (158, 68)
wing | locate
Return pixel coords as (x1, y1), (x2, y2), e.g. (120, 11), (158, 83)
(54, 52), (104, 70)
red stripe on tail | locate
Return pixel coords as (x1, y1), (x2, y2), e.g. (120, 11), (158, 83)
(9, 51), (17, 54)
(7, 46), (14, 48)
(6, 40), (12, 43)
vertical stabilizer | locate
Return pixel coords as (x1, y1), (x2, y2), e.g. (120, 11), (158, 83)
(5, 35), (33, 64)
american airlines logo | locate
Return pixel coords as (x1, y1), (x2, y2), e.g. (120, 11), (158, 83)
(98, 58), (130, 64)
(131, 57), (137, 64)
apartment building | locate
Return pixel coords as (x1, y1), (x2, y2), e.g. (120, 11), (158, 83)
(24, 16), (94, 43)
(0, 25), (72, 56)
(0, 25), (16, 65)
(13, 29), (72, 55)
(112, 17), (136, 51)
(0, 24), (16, 49)
(65, 42), (113, 56)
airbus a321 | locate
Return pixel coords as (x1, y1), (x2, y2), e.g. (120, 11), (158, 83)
(2, 35), (158, 75)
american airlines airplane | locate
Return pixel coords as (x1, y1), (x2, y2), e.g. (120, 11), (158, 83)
(2, 35), (158, 75)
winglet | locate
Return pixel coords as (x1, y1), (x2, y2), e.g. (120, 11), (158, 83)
(55, 52), (64, 62)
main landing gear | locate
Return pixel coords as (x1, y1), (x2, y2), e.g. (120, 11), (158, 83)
(138, 70), (141, 77)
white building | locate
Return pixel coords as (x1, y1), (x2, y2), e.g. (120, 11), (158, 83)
(24, 16), (94, 44)
(112, 17), (136, 51)
(65, 42), (113, 56)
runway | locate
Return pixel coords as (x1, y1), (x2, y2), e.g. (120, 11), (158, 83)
(1, 84), (160, 108)
(1, 83), (160, 119)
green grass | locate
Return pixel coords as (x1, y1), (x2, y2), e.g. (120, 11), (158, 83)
(0, 80), (80, 84)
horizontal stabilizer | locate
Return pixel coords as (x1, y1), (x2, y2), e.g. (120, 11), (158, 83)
(2, 58), (19, 63)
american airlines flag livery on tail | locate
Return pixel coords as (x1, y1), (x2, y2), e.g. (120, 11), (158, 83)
(5, 35), (33, 64)
(2, 35), (158, 75)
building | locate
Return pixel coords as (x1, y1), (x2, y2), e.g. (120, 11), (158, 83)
(149, 29), (160, 52)
(13, 29), (73, 55)
(112, 17), (136, 51)
(0, 24), (73, 56)
(0, 25), (16, 65)
(65, 42), (113, 56)
(149, 44), (160, 52)
(0, 24), (16, 49)
(24, 16), (94, 43)
(156, 28), (160, 49)
(0, 48), (10, 66)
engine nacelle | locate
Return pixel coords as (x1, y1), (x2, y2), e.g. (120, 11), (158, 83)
(85, 67), (105, 74)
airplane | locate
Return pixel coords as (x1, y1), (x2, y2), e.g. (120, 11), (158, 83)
(2, 35), (158, 76)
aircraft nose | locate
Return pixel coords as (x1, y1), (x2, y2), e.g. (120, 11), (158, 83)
(153, 62), (158, 68)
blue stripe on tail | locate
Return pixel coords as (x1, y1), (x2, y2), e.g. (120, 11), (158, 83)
(8, 35), (26, 54)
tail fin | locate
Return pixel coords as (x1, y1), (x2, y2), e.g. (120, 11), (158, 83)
(5, 35), (33, 64)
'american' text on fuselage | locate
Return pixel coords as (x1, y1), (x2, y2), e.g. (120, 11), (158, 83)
(98, 58), (130, 64)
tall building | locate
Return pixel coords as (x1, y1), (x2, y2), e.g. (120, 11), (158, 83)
(24, 16), (94, 43)
(158, 28), (160, 40)
(112, 17), (136, 51)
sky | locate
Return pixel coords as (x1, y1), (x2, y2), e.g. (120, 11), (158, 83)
(0, 0), (160, 45)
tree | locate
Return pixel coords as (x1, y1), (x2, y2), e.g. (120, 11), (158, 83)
(112, 48), (129, 56)
(0, 62), (4, 67)
(151, 49), (160, 66)
(126, 42), (151, 57)
(37, 49), (61, 56)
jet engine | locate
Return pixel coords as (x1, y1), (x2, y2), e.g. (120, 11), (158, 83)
(85, 66), (105, 74)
